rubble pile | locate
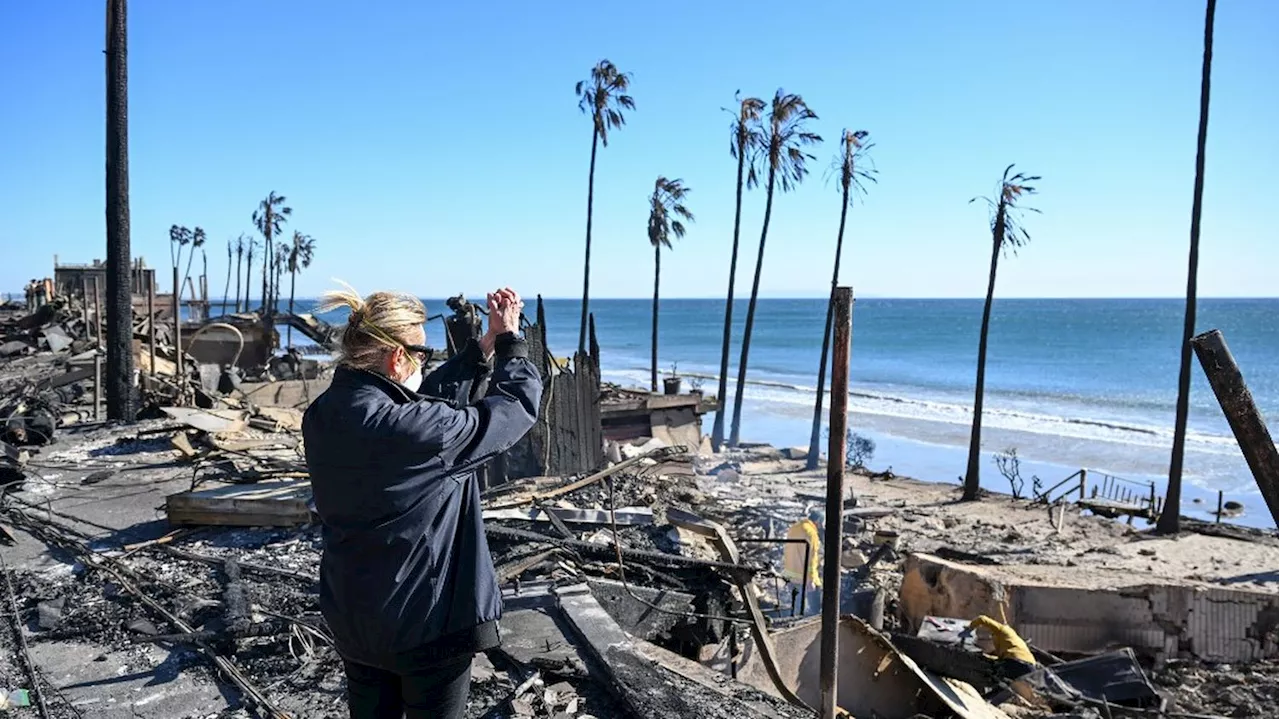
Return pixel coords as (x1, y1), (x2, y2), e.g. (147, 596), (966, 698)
(0, 300), (1276, 718)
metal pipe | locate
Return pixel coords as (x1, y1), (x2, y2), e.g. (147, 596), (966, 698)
(820, 286), (853, 719)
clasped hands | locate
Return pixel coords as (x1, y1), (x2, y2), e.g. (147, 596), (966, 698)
(478, 288), (523, 359)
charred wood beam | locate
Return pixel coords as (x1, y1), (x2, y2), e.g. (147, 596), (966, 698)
(534, 445), (688, 503)
(222, 557), (249, 634)
(1191, 329), (1278, 524)
(132, 620), (289, 645)
(486, 525), (759, 574)
(159, 545), (318, 584)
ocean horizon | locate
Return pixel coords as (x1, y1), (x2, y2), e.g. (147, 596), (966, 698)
(222, 296), (1278, 529)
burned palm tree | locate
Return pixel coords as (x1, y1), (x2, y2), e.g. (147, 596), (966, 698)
(243, 235), (258, 312)
(648, 177), (695, 392)
(169, 225), (191, 296)
(710, 93), (766, 451)
(181, 227), (205, 301)
(961, 165), (1041, 501)
(273, 244), (288, 315)
(1158, 0), (1217, 534)
(233, 234), (246, 312)
(575, 59), (635, 354)
(104, 0), (134, 421)
(728, 90), (822, 447)
(253, 191), (292, 315)
(222, 238), (233, 315)
(805, 130), (877, 470)
(286, 231), (316, 345)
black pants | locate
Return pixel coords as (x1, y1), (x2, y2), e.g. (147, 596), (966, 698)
(343, 656), (472, 719)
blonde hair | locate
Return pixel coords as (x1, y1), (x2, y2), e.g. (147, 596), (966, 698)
(316, 280), (427, 372)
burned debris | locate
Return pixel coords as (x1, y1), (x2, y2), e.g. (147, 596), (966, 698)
(0, 292), (1276, 719)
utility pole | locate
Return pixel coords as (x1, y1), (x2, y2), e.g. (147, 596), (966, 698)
(819, 286), (853, 719)
(105, 0), (135, 421)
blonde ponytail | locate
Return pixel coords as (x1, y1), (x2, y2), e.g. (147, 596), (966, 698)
(319, 280), (427, 372)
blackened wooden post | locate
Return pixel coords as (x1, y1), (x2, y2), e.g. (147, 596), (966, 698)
(147, 280), (157, 382)
(93, 353), (103, 420)
(172, 267), (182, 351)
(81, 277), (92, 339)
(1191, 329), (1278, 524)
(92, 277), (103, 349)
(1216, 490), (1224, 523)
(820, 286), (853, 719)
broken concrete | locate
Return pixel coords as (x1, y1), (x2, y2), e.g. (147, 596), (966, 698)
(900, 552), (1279, 663)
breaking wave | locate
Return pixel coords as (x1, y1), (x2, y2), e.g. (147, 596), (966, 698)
(606, 366), (1238, 455)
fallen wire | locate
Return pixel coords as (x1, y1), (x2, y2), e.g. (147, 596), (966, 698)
(606, 475), (756, 626)
(2, 506), (294, 719)
(0, 552), (52, 719)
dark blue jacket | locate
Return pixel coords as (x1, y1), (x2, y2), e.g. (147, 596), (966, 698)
(302, 334), (541, 671)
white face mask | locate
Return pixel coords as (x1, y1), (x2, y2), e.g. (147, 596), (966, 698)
(399, 362), (423, 393)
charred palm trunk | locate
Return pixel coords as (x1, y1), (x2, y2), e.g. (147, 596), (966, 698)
(579, 128), (600, 355)
(244, 249), (254, 313)
(234, 249), (242, 312)
(651, 242), (661, 392)
(806, 183), (852, 470)
(1159, 0), (1216, 534)
(260, 222), (271, 314)
(962, 206), (1004, 501)
(729, 168), (777, 447)
(287, 269), (297, 347)
(711, 137), (748, 450)
(223, 247), (232, 315)
(105, 0), (134, 421)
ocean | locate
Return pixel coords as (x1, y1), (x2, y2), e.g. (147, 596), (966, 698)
(278, 296), (1278, 528)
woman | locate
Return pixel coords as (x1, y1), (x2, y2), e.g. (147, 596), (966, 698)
(303, 285), (541, 719)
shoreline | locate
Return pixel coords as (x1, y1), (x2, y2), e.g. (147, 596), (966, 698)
(597, 369), (1277, 530)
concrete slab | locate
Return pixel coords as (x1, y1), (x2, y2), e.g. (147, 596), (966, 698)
(28, 640), (226, 719)
(899, 553), (1279, 663)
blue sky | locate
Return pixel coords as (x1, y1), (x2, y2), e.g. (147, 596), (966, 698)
(1, 1), (1276, 300)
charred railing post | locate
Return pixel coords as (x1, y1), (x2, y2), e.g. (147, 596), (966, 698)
(93, 353), (103, 421)
(820, 286), (853, 719)
(92, 276), (103, 350)
(1191, 329), (1278, 524)
(173, 266), (182, 400)
(147, 280), (157, 383)
(81, 276), (92, 341)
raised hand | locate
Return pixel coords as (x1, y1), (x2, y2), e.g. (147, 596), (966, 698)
(486, 288), (523, 337)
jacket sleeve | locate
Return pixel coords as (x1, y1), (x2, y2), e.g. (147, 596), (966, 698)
(388, 333), (541, 470)
(420, 338), (487, 406)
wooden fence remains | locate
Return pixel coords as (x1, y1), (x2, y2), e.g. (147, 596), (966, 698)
(503, 296), (604, 481)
